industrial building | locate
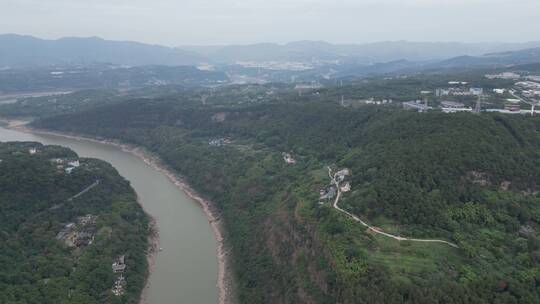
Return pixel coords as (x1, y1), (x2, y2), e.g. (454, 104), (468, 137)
(403, 100), (432, 112)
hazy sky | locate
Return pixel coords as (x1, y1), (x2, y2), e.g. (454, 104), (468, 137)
(1, 0), (539, 46)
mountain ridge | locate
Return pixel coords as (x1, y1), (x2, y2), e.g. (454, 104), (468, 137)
(3, 34), (540, 68)
(0, 34), (204, 67)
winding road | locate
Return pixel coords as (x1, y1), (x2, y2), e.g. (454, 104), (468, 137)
(327, 167), (459, 248)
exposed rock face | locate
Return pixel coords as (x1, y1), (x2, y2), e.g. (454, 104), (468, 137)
(519, 225), (535, 237)
(467, 171), (490, 186)
(500, 181), (512, 191)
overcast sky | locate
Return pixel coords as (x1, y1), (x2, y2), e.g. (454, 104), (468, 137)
(1, 0), (539, 46)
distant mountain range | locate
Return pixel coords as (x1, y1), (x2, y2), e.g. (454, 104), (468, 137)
(179, 40), (540, 64)
(431, 47), (540, 69)
(0, 34), (203, 68)
(2, 34), (540, 77)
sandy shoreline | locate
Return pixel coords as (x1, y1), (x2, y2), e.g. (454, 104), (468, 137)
(2, 119), (234, 304)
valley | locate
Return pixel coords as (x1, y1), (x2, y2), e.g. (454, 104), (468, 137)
(1, 21), (540, 303)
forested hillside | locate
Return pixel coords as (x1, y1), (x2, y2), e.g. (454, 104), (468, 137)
(33, 97), (540, 303)
(0, 142), (149, 303)
(0, 65), (227, 94)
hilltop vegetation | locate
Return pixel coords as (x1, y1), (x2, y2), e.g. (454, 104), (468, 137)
(0, 142), (149, 303)
(30, 93), (540, 304)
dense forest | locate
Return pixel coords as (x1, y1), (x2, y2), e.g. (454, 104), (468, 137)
(0, 142), (149, 304)
(27, 90), (540, 303)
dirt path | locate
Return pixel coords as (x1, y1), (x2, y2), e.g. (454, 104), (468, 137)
(68, 180), (100, 201)
(327, 167), (459, 248)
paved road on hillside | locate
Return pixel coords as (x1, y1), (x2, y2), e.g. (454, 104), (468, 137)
(327, 167), (459, 248)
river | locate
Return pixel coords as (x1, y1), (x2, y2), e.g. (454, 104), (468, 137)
(0, 126), (219, 304)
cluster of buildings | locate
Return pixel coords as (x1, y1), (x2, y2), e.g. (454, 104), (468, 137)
(523, 90), (540, 98)
(336, 169), (352, 193)
(516, 81), (540, 98)
(439, 101), (473, 113)
(295, 83), (324, 96)
(402, 100), (432, 112)
(485, 73), (540, 97)
(484, 72), (540, 81)
(65, 160), (80, 174)
(485, 105), (540, 115)
(359, 98), (393, 105)
(403, 98), (533, 115)
(295, 83), (323, 91)
(319, 186), (336, 201)
(403, 98), (477, 114)
(208, 138), (232, 147)
(50, 158), (81, 174)
(516, 81), (540, 90)
(401, 73), (540, 115)
(485, 72), (521, 80)
(435, 87), (483, 97)
(112, 255), (127, 296)
(56, 214), (98, 248)
(319, 168), (351, 203)
(237, 61), (314, 71)
(282, 152), (296, 164)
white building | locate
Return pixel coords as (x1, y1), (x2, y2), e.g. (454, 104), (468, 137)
(336, 168), (350, 178)
(403, 100), (432, 112)
(294, 83), (323, 90)
(485, 72), (520, 80)
(442, 107), (473, 113)
(340, 182), (351, 193)
(523, 90), (540, 97)
(436, 88), (450, 96)
(68, 160), (80, 167)
(282, 153), (296, 164)
(361, 98), (393, 105)
(440, 101), (465, 108)
(516, 81), (540, 90)
(469, 88), (484, 96)
(440, 101), (472, 113)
